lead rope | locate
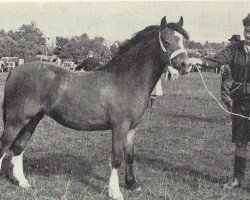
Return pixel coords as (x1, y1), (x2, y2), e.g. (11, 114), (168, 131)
(195, 65), (250, 120)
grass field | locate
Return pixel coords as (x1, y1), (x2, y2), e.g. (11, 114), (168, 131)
(0, 72), (249, 200)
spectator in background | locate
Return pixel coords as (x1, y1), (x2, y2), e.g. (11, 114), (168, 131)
(56, 58), (62, 65)
(221, 64), (233, 113)
(150, 66), (179, 108)
(75, 51), (102, 71)
(0, 60), (5, 73)
(228, 34), (241, 46)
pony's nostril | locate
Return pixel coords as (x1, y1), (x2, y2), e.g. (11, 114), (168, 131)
(180, 62), (186, 68)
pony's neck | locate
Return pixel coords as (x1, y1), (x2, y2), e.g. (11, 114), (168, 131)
(109, 36), (166, 98)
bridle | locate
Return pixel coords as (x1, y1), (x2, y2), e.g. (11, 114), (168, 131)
(159, 32), (187, 66)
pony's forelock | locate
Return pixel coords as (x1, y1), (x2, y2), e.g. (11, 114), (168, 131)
(167, 23), (189, 40)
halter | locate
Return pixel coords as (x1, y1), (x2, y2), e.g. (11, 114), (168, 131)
(159, 32), (187, 65)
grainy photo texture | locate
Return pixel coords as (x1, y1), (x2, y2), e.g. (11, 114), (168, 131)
(0, 1), (249, 200)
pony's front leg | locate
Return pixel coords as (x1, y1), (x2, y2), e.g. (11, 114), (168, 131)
(109, 123), (129, 200)
(124, 129), (141, 191)
(124, 129), (136, 189)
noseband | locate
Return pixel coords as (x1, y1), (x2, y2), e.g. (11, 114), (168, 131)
(159, 32), (187, 65)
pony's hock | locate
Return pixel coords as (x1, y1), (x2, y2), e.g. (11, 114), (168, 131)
(0, 17), (190, 199)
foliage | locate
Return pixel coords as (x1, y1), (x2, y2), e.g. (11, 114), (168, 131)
(0, 22), (46, 62)
(203, 41), (227, 51)
(0, 22), (228, 63)
(55, 34), (112, 63)
(185, 40), (203, 50)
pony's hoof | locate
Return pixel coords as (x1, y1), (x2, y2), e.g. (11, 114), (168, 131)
(19, 181), (31, 189)
(127, 184), (141, 192)
(108, 189), (124, 200)
(223, 178), (241, 190)
(125, 178), (141, 192)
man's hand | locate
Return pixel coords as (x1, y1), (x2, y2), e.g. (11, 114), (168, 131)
(167, 66), (179, 80)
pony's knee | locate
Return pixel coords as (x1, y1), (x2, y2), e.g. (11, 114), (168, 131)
(125, 153), (134, 165)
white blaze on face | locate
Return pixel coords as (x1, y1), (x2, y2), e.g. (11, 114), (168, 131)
(11, 152), (31, 188)
(108, 168), (124, 200)
(169, 31), (187, 60)
(174, 31), (191, 72)
(174, 31), (186, 52)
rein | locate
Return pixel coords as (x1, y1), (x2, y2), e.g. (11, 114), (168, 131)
(159, 32), (187, 66)
(195, 65), (250, 121)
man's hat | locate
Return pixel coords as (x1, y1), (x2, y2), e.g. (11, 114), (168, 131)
(228, 35), (241, 42)
(243, 13), (250, 26)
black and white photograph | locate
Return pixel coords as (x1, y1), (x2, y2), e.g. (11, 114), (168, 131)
(0, 1), (249, 199)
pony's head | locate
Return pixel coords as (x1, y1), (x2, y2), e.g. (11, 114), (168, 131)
(159, 16), (191, 75)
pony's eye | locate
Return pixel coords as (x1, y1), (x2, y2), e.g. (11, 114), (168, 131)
(164, 40), (170, 46)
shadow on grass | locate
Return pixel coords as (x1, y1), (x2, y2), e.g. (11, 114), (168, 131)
(136, 153), (229, 185)
(2, 153), (108, 194)
(154, 110), (228, 124)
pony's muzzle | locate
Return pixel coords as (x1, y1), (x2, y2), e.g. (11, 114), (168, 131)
(179, 61), (191, 74)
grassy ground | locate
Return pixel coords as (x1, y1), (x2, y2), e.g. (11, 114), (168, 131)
(0, 72), (249, 200)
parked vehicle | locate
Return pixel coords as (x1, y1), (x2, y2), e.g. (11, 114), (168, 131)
(62, 61), (75, 70)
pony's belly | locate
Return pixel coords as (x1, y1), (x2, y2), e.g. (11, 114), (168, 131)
(46, 109), (111, 131)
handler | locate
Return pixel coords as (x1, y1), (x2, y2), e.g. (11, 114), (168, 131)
(220, 35), (241, 120)
(190, 13), (250, 189)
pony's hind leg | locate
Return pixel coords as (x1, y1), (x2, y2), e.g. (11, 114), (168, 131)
(0, 121), (28, 178)
(0, 123), (27, 158)
(9, 113), (44, 188)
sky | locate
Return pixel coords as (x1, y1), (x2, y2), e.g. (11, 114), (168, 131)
(0, 1), (249, 44)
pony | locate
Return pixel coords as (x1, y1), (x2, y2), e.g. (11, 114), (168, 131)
(0, 17), (190, 200)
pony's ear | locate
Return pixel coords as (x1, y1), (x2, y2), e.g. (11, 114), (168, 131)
(160, 16), (167, 30)
(177, 16), (183, 27)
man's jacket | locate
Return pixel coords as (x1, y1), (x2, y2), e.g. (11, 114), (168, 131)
(201, 42), (250, 143)
(202, 42), (250, 84)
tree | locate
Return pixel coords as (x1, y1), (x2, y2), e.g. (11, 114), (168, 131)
(0, 29), (6, 37)
(110, 41), (123, 57)
(185, 40), (203, 50)
(16, 22), (45, 46)
(54, 34), (112, 63)
(0, 22), (47, 61)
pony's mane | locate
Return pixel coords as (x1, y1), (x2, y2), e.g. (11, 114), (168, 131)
(97, 22), (189, 71)
(117, 23), (189, 55)
(117, 25), (159, 55)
